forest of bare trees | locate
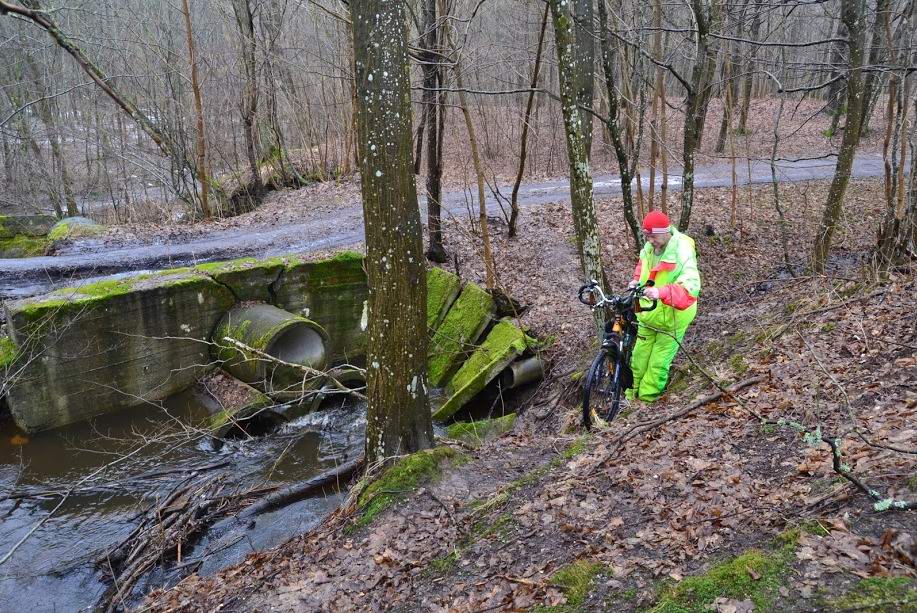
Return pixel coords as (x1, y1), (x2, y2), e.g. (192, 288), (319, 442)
(0, 0), (915, 265)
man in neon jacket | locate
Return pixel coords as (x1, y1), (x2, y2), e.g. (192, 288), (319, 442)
(626, 210), (701, 402)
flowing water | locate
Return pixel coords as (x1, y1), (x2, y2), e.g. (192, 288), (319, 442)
(0, 391), (365, 611)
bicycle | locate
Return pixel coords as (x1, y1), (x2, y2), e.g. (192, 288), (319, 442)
(577, 280), (657, 430)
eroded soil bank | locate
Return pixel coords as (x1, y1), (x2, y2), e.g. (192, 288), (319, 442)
(146, 177), (916, 611)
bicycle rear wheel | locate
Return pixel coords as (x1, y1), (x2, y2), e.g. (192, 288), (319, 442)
(582, 349), (624, 430)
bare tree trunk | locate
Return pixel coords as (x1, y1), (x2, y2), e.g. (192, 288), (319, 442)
(648, 0), (663, 210)
(447, 25), (496, 289)
(813, 0), (868, 272)
(826, 16), (849, 135)
(423, 0), (447, 262)
(679, 0), (722, 231)
(231, 0), (264, 202)
(181, 0), (211, 219)
(509, 3), (549, 238)
(550, 0), (606, 337)
(597, 0), (640, 247)
(351, 0), (433, 466)
(737, 0), (761, 135)
(857, 0), (891, 139)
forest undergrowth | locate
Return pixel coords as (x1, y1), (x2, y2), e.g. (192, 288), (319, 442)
(146, 177), (915, 612)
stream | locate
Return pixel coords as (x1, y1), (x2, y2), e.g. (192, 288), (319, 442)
(0, 391), (366, 610)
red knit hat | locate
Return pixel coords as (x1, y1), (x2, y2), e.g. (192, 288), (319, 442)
(642, 210), (671, 234)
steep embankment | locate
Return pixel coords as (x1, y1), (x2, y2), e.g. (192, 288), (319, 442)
(147, 179), (916, 611)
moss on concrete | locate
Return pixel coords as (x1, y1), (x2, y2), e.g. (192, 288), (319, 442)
(196, 256), (289, 302)
(4, 268), (235, 432)
(649, 544), (794, 612)
(274, 251), (367, 362)
(0, 235), (48, 257)
(0, 335), (17, 369)
(828, 577), (916, 611)
(354, 446), (459, 530)
(428, 282), (496, 387)
(433, 319), (528, 420)
(426, 267), (462, 332)
(445, 413), (516, 446)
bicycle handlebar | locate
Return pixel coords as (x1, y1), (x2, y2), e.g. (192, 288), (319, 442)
(577, 280), (658, 312)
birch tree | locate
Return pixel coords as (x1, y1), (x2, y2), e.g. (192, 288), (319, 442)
(549, 0), (606, 336)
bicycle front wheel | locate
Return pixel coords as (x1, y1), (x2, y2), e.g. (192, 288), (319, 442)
(582, 349), (624, 430)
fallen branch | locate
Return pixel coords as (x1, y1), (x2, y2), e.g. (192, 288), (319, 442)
(612, 376), (765, 446)
(237, 455), (363, 520)
(221, 337), (367, 401)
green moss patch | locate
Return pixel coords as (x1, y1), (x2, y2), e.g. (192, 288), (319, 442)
(195, 256), (288, 302)
(828, 577), (916, 611)
(433, 319), (528, 420)
(47, 219), (104, 242)
(0, 235), (48, 257)
(445, 413), (516, 446)
(426, 267), (462, 332)
(649, 545), (793, 612)
(354, 446), (460, 530)
(428, 282), (495, 387)
(0, 335), (18, 369)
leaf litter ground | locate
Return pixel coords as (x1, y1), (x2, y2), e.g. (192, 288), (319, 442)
(146, 177), (915, 611)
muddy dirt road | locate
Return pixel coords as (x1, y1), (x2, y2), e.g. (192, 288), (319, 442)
(0, 154), (887, 299)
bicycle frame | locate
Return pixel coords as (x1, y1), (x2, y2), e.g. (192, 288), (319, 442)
(578, 280), (657, 426)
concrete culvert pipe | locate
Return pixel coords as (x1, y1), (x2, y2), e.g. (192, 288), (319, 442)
(213, 303), (329, 395)
(500, 356), (544, 390)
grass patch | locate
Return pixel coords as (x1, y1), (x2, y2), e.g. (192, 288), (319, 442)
(428, 550), (460, 575)
(535, 560), (605, 611)
(649, 542), (795, 612)
(907, 474), (917, 492)
(352, 446), (460, 531)
(728, 354), (749, 376)
(828, 577), (916, 611)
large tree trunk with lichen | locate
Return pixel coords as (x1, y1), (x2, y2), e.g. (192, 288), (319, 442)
(573, 0), (594, 157)
(813, 0), (868, 272)
(549, 0), (606, 337)
(351, 0), (434, 465)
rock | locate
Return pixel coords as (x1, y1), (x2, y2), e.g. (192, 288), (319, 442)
(0, 214), (56, 238)
(48, 216), (104, 242)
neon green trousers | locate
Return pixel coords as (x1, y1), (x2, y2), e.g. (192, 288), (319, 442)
(626, 325), (689, 402)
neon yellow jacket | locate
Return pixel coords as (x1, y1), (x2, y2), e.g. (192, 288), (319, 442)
(632, 227), (701, 331)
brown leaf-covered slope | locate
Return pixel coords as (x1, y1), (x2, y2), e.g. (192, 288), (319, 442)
(146, 178), (915, 611)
